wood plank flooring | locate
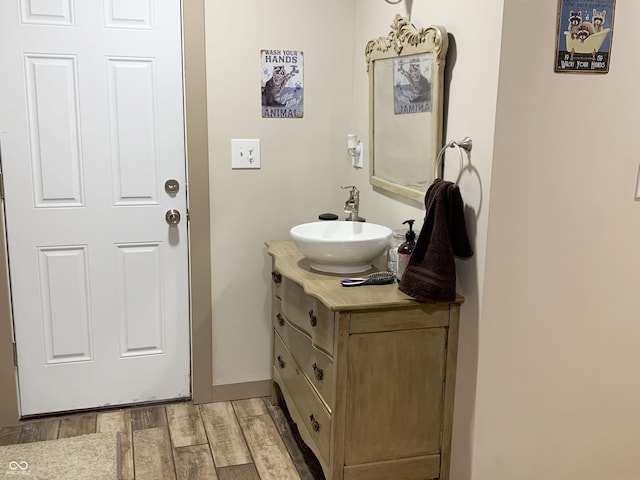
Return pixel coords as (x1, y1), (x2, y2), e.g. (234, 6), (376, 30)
(0, 397), (325, 480)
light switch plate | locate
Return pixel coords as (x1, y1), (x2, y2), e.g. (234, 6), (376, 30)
(231, 139), (261, 169)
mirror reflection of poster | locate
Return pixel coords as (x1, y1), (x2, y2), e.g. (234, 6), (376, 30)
(393, 53), (433, 115)
(261, 49), (304, 118)
(555, 0), (615, 73)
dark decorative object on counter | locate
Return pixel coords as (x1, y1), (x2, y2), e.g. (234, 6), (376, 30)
(318, 213), (339, 221)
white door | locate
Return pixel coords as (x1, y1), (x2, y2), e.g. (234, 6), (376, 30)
(0, 0), (191, 416)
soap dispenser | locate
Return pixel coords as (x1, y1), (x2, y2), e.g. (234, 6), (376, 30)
(397, 219), (416, 281)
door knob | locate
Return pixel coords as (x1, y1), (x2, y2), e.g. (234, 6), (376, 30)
(165, 209), (181, 225)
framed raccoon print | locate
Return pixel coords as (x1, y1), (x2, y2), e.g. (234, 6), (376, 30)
(261, 49), (304, 118)
(366, 15), (448, 203)
(555, 0), (615, 73)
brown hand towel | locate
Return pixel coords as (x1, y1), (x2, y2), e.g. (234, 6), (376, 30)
(399, 179), (473, 302)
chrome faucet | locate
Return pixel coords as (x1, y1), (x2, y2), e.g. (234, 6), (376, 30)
(341, 185), (365, 222)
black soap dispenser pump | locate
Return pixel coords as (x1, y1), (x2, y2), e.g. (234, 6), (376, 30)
(397, 219), (416, 281)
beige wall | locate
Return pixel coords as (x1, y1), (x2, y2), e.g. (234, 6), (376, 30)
(205, 1), (357, 387)
(477, 1), (640, 479)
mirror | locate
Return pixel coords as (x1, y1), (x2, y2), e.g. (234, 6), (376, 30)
(366, 15), (448, 202)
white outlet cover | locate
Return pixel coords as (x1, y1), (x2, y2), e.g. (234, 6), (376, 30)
(231, 139), (261, 169)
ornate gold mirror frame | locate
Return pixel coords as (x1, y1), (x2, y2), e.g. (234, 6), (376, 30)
(366, 15), (448, 202)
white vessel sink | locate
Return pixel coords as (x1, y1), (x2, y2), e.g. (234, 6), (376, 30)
(290, 221), (392, 274)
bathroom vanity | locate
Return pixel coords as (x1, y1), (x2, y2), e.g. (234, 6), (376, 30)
(266, 240), (463, 480)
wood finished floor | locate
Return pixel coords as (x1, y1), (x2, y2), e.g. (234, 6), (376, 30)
(0, 397), (325, 480)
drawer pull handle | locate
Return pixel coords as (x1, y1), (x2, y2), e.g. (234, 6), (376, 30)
(309, 414), (320, 432)
(276, 313), (285, 326)
(308, 309), (317, 327)
(313, 363), (324, 381)
(277, 355), (286, 369)
(271, 271), (282, 284)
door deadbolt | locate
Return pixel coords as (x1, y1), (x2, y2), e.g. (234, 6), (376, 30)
(165, 209), (181, 225)
(164, 179), (180, 194)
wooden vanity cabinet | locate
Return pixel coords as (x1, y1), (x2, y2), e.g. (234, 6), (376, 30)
(267, 240), (463, 480)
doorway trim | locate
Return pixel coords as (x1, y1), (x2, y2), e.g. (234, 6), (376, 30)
(0, 0), (212, 426)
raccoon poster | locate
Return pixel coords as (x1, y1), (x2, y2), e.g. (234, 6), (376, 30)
(261, 50), (304, 118)
(393, 53), (433, 115)
(555, 0), (615, 73)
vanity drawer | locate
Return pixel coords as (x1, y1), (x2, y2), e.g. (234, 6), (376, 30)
(277, 319), (335, 411)
(349, 304), (450, 334)
(272, 307), (335, 411)
(273, 333), (331, 464)
(281, 277), (335, 356)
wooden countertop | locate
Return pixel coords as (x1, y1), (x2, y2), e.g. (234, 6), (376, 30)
(266, 240), (463, 312)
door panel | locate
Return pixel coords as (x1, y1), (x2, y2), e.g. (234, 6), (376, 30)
(116, 242), (165, 357)
(0, 0), (190, 416)
(107, 57), (159, 205)
(20, 0), (74, 27)
(25, 54), (85, 208)
(39, 246), (93, 365)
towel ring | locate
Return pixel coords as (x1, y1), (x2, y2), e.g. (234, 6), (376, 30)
(434, 136), (472, 184)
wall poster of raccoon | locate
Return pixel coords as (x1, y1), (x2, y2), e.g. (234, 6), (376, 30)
(555, 0), (615, 73)
(261, 50), (304, 118)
